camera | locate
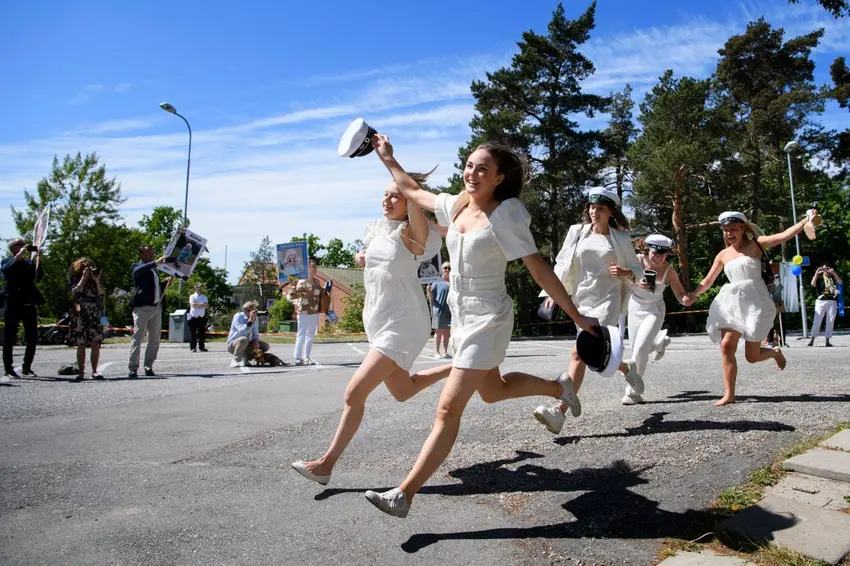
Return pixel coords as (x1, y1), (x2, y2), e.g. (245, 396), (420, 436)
(256, 310), (269, 316)
(25, 245), (39, 252)
(91, 267), (101, 276)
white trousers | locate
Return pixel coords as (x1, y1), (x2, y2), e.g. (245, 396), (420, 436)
(627, 297), (665, 379)
(811, 299), (837, 339)
(294, 313), (319, 360)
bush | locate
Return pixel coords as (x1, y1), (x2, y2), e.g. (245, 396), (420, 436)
(268, 297), (294, 330)
(339, 283), (365, 332)
(213, 311), (237, 333)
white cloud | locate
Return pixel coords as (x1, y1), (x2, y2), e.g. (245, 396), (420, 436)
(70, 84), (105, 104)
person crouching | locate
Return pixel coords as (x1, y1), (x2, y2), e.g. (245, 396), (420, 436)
(227, 301), (271, 367)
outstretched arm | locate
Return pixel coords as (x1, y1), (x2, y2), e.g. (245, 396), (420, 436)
(757, 218), (807, 249)
(666, 268), (691, 305)
(372, 134), (437, 212)
(689, 254), (725, 299)
(523, 253), (598, 334)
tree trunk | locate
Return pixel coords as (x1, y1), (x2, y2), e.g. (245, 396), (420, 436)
(671, 167), (691, 289)
(751, 148), (762, 223)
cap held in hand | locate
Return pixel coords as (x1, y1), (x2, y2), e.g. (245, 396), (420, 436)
(338, 118), (378, 158)
(575, 324), (624, 378)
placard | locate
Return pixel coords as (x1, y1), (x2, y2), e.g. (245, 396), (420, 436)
(277, 241), (309, 283)
(158, 228), (207, 279)
(417, 250), (442, 285)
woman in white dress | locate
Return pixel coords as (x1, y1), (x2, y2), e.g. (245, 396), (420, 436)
(687, 211), (812, 406)
(291, 170), (452, 486)
(363, 134), (598, 518)
(621, 234), (692, 405)
(532, 188), (644, 434)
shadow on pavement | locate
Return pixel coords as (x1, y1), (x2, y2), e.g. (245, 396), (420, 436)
(399, 455), (797, 553)
(645, 390), (850, 405)
(554, 411), (795, 445)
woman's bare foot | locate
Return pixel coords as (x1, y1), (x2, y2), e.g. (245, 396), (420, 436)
(714, 395), (735, 407)
(774, 347), (786, 370)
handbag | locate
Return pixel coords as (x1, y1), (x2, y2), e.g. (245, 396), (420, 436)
(755, 242), (774, 287)
(537, 298), (558, 321)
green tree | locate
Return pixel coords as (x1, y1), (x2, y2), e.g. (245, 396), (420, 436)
(290, 233), (325, 260)
(138, 206), (185, 252)
(463, 1), (608, 263)
(10, 152), (128, 317)
(338, 283), (365, 332)
(268, 296), (294, 331)
(788, 0), (849, 17)
(321, 237), (356, 268)
(600, 84), (639, 201)
(714, 19), (825, 222)
(828, 56), (850, 167)
(628, 71), (731, 288)
(241, 235), (278, 308)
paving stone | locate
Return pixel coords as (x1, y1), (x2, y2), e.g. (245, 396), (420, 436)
(658, 550), (753, 565)
(765, 472), (850, 511)
(721, 494), (850, 565)
(821, 429), (850, 452)
(784, 447), (850, 483)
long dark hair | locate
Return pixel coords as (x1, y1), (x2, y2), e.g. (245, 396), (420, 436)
(473, 143), (526, 201)
(581, 202), (630, 230)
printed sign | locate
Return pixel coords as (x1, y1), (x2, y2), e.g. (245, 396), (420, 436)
(417, 250), (443, 285)
(158, 228), (207, 279)
(277, 241), (310, 283)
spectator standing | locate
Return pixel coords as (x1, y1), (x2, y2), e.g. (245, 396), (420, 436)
(766, 273), (788, 348)
(428, 262), (451, 358)
(127, 245), (172, 378)
(809, 264), (842, 347)
(2, 237), (44, 378)
(68, 258), (105, 381)
(287, 259), (324, 365)
(188, 283), (209, 352)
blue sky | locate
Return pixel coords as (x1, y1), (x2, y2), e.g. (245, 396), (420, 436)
(1, 0), (848, 282)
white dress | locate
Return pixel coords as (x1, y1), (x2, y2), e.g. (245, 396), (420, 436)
(434, 193), (538, 370)
(627, 261), (669, 378)
(706, 256), (776, 344)
(573, 233), (622, 327)
(362, 219), (441, 371)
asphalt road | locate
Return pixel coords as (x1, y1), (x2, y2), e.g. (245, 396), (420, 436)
(1, 334), (848, 565)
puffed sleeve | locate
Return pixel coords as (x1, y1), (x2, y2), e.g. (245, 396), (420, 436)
(362, 220), (380, 249)
(491, 198), (538, 261)
(415, 225), (443, 261)
(434, 193), (458, 227)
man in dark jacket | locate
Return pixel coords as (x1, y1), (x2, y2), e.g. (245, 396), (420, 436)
(2, 237), (44, 378)
(127, 245), (172, 378)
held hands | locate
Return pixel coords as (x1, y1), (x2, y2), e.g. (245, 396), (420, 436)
(371, 134), (393, 161)
(681, 293), (696, 307)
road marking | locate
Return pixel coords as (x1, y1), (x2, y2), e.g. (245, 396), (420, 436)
(96, 362), (114, 373)
(348, 344), (367, 355)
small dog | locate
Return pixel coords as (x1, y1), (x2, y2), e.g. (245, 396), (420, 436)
(252, 348), (287, 367)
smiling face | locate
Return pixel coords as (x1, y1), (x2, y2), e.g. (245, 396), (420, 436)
(463, 148), (504, 201)
(647, 248), (668, 266)
(721, 222), (745, 246)
(382, 181), (409, 221)
(588, 203), (612, 226)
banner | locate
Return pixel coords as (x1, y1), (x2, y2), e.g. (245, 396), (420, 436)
(158, 228), (207, 279)
(417, 250), (442, 285)
(277, 241), (309, 283)
(31, 205), (50, 253)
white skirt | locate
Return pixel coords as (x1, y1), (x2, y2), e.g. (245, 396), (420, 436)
(706, 280), (776, 343)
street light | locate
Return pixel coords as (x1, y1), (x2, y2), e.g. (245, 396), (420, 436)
(783, 140), (808, 339)
(160, 102), (192, 294)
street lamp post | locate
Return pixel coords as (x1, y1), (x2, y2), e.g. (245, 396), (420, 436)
(783, 140), (808, 339)
(160, 102), (192, 294)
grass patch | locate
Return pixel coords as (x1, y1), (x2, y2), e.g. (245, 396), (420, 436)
(660, 421), (850, 565)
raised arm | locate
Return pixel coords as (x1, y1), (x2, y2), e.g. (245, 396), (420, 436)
(401, 198), (430, 255)
(757, 218), (807, 250)
(372, 134), (437, 212)
(522, 253), (598, 334)
(811, 267), (822, 288)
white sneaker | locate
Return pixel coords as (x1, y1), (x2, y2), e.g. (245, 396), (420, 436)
(556, 372), (581, 417)
(621, 393), (644, 405)
(534, 405), (566, 434)
(623, 361), (645, 395)
(653, 332), (671, 361)
(291, 461), (331, 486)
(230, 358), (241, 368)
(294, 359), (305, 366)
(433, 353), (443, 359)
(365, 487), (410, 518)
(305, 358), (316, 366)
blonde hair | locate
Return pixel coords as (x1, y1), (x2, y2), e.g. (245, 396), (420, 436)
(68, 257), (95, 281)
(722, 220), (763, 247)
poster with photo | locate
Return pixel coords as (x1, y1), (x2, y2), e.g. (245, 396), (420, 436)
(158, 228), (207, 279)
(417, 250), (442, 285)
(277, 241), (309, 283)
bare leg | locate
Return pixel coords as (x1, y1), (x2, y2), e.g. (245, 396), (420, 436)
(76, 346), (86, 376)
(554, 346), (587, 414)
(438, 330), (450, 356)
(717, 329), (741, 406)
(90, 344), (101, 373)
(744, 340), (785, 370)
(478, 367), (562, 403)
(301, 350), (451, 476)
(432, 331), (442, 357)
(399, 367), (489, 502)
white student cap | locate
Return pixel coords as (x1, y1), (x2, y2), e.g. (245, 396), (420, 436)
(338, 118), (377, 158)
(588, 187), (621, 208)
(645, 234), (674, 251)
(718, 211), (747, 225)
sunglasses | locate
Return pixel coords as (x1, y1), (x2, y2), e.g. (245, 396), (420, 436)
(442, 267), (451, 271)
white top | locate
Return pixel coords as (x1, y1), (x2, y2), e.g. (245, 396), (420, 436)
(630, 257), (670, 305)
(362, 219), (441, 371)
(188, 292), (208, 319)
(434, 192), (538, 369)
(573, 233), (621, 327)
